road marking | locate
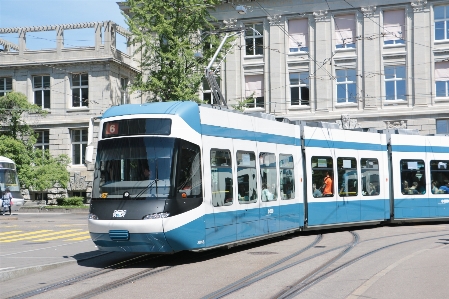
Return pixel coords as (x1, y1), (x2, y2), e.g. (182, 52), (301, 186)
(0, 240), (92, 257)
(0, 230), (81, 243)
(346, 248), (430, 299)
(33, 231), (89, 242)
(66, 235), (92, 241)
(0, 230), (53, 241)
(0, 231), (23, 236)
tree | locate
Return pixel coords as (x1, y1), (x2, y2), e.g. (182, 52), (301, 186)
(125, 0), (231, 102)
(0, 91), (45, 140)
(0, 92), (69, 190)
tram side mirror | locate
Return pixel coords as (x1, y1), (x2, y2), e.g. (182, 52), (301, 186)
(85, 145), (94, 163)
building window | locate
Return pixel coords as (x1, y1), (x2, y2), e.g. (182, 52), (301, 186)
(33, 75), (50, 109)
(435, 62), (449, 97)
(71, 129), (88, 165)
(289, 72), (309, 106)
(245, 23), (263, 56)
(72, 73), (88, 107)
(289, 19), (308, 52)
(120, 77), (128, 104)
(334, 15), (356, 49)
(336, 69), (357, 103)
(69, 191), (86, 200)
(245, 75), (264, 108)
(0, 77), (12, 96)
(35, 130), (50, 151)
(383, 10), (405, 45)
(435, 5), (449, 40)
(385, 65), (406, 100)
(437, 119), (449, 134)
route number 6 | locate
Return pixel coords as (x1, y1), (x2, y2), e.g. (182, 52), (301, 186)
(105, 122), (119, 135)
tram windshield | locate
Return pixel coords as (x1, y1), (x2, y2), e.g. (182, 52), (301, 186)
(0, 168), (21, 192)
(92, 137), (202, 199)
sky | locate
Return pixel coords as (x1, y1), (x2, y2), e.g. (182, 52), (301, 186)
(0, 0), (128, 51)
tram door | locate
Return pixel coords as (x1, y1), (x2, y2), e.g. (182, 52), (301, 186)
(202, 136), (236, 247)
(233, 139), (261, 240)
(335, 153), (361, 223)
(257, 143), (280, 235)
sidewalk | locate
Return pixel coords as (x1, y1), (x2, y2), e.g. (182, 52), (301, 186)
(18, 201), (89, 213)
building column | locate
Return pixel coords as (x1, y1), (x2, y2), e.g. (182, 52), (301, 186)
(361, 6), (381, 109)
(313, 10), (331, 112)
(103, 21), (112, 53)
(267, 14), (285, 114)
(411, 0), (431, 107)
(56, 26), (64, 55)
(18, 29), (26, 56)
(95, 23), (102, 51)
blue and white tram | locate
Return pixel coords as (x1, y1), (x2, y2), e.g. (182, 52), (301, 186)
(0, 156), (25, 211)
(88, 101), (449, 253)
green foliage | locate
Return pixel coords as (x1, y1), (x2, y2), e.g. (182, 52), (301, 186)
(0, 92), (70, 191)
(56, 197), (84, 206)
(28, 150), (70, 190)
(125, 0), (231, 102)
(0, 135), (34, 184)
(0, 92), (46, 140)
(231, 92), (256, 112)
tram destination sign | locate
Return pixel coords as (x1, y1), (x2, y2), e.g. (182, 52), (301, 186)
(103, 118), (172, 138)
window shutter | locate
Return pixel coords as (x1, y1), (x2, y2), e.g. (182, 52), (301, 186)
(334, 15), (356, 45)
(245, 75), (264, 98)
(289, 19), (308, 49)
(383, 10), (405, 41)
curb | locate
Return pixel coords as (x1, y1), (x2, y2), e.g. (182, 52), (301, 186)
(0, 252), (111, 282)
(0, 260), (77, 282)
(18, 207), (89, 213)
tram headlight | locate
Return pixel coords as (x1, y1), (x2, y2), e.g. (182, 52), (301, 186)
(142, 212), (170, 220)
(88, 213), (99, 220)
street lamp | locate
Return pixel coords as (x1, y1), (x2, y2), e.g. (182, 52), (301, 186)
(235, 5), (247, 14)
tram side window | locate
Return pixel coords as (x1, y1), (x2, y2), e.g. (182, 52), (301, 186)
(260, 152), (278, 201)
(211, 149), (233, 206)
(338, 157), (358, 197)
(237, 151), (257, 204)
(177, 141), (202, 197)
(430, 160), (449, 194)
(280, 154), (295, 200)
(361, 158), (380, 196)
(311, 156), (334, 197)
(400, 159), (425, 195)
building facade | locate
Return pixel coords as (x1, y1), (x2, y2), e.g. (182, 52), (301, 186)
(0, 21), (140, 203)
(210, 0), (449, 134)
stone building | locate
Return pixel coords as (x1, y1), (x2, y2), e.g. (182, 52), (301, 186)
(0, 21), (140, 203)
(208, 0), (449, 134)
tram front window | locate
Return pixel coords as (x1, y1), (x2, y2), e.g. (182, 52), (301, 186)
(93, 137), (175, 199)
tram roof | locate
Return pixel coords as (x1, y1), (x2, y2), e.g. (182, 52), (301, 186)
(102, 101), (202, 132)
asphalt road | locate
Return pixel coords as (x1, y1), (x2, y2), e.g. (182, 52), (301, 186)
(1, 213), (448, 299)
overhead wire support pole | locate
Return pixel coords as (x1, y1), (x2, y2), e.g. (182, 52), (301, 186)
(205, 26), (243, 106)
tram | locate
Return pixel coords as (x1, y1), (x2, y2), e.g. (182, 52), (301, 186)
(0, 156), (25, 211)
(88, 101), (449, 253)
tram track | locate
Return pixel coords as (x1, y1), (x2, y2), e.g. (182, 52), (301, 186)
(201, 232), (358, 299)
(6, 253), (157, 299)
(273, 232), (449, 299)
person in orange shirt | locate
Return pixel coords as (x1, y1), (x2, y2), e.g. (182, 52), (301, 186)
(322, 171), (333, 196)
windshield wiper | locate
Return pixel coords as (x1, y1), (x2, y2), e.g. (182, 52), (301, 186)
(134, 178), (159, 199)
